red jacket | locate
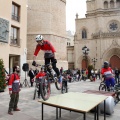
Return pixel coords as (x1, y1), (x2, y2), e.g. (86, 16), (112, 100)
(34, 40), (56, 56)
(101, 67), (113, 79)
(36, 72), (46, 79)
(8, 73), (20, 93)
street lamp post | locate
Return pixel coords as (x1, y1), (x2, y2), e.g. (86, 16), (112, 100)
(82, 46), (89, 68)
(92, 58), (97, 73)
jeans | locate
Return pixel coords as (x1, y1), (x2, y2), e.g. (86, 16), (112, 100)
(8, 92), (19, 112)
(105, 77), (115, 88)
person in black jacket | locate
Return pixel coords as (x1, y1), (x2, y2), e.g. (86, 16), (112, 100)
(115, 67), (120, 84)
(28, 68), (35, 87)
(34, 68), (39, 75)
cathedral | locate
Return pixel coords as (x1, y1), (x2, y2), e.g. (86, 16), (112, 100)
(69, 0), (120, 70)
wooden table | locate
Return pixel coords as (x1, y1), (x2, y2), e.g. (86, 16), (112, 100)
(83, 90), (115, 96)
(38, 92), (108, 120)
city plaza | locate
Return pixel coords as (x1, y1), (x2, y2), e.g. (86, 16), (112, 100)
(0, 0), (120, 120)
(0, 78), (120, 120)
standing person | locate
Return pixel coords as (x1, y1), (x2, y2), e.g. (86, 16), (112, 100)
(34, 68), (39, 75)
(60, 67), (63, 75)
(114, 67), (120, 84)
(90, 69), (94, 81)
(28, 68), (35, 87)
(32, 34), (60, 78)
(81, 68), (84, 80)
(8, 66), (21, 115)
(77, 69), (81, 81)
(95, 69), (98, 79)
(97, 69), (101, 79)
(62, 71), (68, 88)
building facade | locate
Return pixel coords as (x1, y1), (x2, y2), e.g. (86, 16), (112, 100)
(27, 0), (68, 70)
(71, 0), (120, 70)
(0, 0), (27, 76)
(66, 30), (74, 46)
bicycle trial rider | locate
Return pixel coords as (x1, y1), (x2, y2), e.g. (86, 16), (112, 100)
(32, 34), (61, 80)
(101, 61), (115, 91)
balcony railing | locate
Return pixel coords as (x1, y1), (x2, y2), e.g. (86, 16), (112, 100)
(11, 14), (20, 22)
(10, 37), (20, 46)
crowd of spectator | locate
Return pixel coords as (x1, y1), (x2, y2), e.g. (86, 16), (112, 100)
(27, 66), (120, 86)
(62, 67), (120, 83)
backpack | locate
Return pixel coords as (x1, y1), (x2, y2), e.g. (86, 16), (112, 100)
(7, 73), (22, 88)
(6, 73), (15, 85)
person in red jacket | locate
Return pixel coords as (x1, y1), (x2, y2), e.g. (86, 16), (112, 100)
(101, 61), (115, 91)
(8, 66), (21, 115)
(35, 67), (46, 79)
(32, 34), (60, 77)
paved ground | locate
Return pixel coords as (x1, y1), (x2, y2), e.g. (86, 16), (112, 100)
(0, 78), (120, 120)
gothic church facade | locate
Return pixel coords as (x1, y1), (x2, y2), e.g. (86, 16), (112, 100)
(73, 0), (120, 69)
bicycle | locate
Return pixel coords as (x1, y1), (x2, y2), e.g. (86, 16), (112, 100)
(33, 78), (40, 100)
(99, 80), (120, 103)
(33, 63), (62, 101)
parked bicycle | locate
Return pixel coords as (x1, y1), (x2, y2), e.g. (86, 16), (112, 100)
(99, 80), (120, 103)
(33, 63), (62, 101)
(33, 78), (41, 100)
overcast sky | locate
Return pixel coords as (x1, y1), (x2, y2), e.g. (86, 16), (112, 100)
(66, 0), (87, 32)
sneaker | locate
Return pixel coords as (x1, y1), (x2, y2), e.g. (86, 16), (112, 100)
(8, 111), (13, 115)
(14, 108), (20, 111)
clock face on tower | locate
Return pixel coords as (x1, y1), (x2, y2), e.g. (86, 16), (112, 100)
(107, 20), (119, 32)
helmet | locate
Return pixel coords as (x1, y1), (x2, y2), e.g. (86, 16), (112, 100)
(104, 61), (109, 68)
(35, 34), (43, 42)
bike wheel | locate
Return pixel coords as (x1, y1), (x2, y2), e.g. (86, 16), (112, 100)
(40, 77), (51, 101)
(116, 91), (120, 101)
(61, 81), (67, 94)
(33, 87), (37, 100)
(99, 83), (106, 91)
(54, 77), (62, 90)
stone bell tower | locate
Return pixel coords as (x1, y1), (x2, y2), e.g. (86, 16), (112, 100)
(27, 0), (68, 69)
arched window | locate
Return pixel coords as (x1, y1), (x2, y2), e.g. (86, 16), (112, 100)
(110, 0), (114, 8)
(116, 0), (120, 8)
(104, 1), (108, 9)
(82, 29), (87, 39)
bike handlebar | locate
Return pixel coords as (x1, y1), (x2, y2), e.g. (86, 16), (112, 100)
(32, 62), (53, 68)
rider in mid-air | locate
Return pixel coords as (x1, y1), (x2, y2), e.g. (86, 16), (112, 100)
(32, 34), (60, 78)
(101, 61), (115, 91)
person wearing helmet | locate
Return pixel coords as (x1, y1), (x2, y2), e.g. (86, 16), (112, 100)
(101, 61), (115, 91)
(34, 67), (46, 98)
(32, 34), (60, 77)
